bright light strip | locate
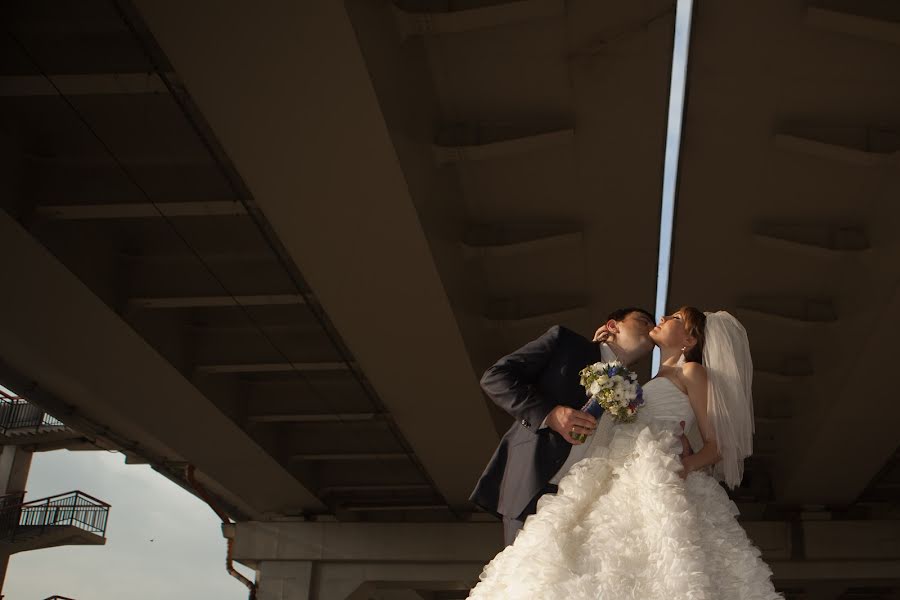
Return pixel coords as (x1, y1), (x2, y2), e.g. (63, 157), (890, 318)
(653, 0), (694, 374)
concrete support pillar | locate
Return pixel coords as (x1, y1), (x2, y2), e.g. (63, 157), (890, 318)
(231, 520), (900, 600)
(228, 521), (498, 600)
(804, 583), (847, 600)
(0, 554), (8, 600)
(0, 445), (32, 598)
(250, 560), (483, 600)
(251, 559), (481, 600)
(0, 445), (32, 496)
(256, 561), (313, 600)
(313, 562), (481, 600)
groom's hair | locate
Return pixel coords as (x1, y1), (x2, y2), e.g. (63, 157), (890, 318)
(605, 307), (654, 324)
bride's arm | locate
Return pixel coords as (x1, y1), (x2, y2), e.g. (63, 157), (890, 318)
(680, 363), (722, 477)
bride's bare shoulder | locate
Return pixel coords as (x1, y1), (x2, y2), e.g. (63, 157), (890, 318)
(677, 362), (707, 391)
(681, 362), (706, 377)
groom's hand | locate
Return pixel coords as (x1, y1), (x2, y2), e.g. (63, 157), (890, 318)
(679, 421), (694, 457)
(547, 406), (596, 444)
(592, 325), (610, 343)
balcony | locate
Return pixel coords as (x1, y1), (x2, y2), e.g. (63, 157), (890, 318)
(0, 490), (110, 554)
(0, 392), (79, 449)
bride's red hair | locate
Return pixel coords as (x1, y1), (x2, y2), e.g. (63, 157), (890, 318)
(677, 306), (706, 364)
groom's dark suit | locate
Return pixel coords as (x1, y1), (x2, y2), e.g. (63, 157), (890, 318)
(470, 325), (603, 540)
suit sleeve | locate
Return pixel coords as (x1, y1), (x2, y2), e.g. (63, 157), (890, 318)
(479, 325), (563, 434)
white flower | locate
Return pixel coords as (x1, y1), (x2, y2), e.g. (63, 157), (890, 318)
(579, 362), (642, 423)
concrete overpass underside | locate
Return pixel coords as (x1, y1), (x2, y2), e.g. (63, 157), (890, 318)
(2, 0), (898, 598)
(0, 0), (669, 522)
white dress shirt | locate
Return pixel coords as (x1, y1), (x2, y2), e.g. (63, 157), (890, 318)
(544, 343), (618, 484)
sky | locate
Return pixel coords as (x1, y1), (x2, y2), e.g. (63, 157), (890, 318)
(3, 2), (694, 597)
(653, 0), (695, 374)
(3, 447), (253, 600)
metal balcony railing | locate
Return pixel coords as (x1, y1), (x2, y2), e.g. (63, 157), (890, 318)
(0, 390), (64, 434)
(0, 490), (110, 542)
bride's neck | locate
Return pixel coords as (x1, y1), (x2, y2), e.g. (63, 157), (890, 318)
(658, 346), (682, 368)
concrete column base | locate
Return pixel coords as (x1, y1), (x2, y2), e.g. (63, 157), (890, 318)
(231, 519), (900, 599)
(257, 561), (313, 600)
(315, 562), (481, 600)
(250, 558), (482, 600)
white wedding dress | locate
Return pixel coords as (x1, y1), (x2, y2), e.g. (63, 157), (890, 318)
(467, 377), (783, 600)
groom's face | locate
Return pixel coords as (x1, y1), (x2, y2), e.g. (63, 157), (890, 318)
(612, 311), (655, 356)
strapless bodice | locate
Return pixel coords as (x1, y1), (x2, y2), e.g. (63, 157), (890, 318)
(634, 377), (695, 432)
(582, 376), (697, 462)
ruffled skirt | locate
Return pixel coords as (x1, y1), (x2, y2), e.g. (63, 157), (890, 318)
(467, 422), (783, 599)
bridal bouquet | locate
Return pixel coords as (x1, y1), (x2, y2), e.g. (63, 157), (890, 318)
(572, 361), (644, 441)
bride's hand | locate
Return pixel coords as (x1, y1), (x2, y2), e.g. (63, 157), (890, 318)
(546, 405), (596, 445)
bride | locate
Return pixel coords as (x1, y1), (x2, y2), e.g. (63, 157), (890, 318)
(467, 308), (783, 599)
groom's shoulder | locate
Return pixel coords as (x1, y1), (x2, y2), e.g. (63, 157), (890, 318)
(556, 325), (583, 339)
(540, 324), (584, 344)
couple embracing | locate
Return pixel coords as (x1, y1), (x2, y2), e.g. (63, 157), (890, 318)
(468, 307), (782, 599)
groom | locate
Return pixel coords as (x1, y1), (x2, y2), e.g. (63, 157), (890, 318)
(470, 307), (657, 546)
